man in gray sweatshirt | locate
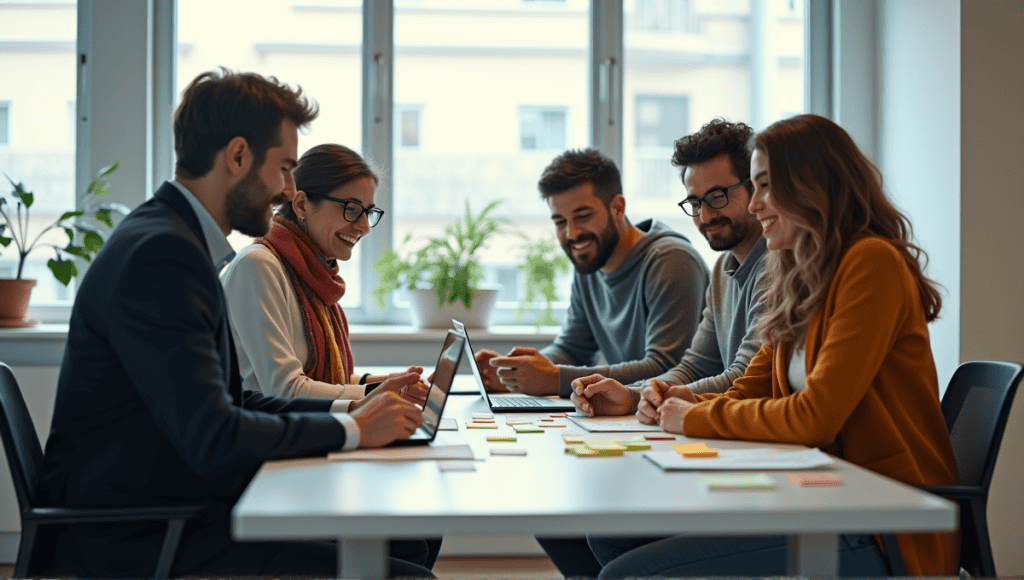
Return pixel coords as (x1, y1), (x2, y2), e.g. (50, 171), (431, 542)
(474, 148), (710, 399)
(572, 119), (769, 422)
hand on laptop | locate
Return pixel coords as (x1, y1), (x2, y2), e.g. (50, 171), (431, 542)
(362, 366), (425, 386)
(489, 347), (558, 396)
(570, 374), (637, 417)
(350, 391), (424, 448)
(474, 350), (510, 393)
(351, 372), (428, 408)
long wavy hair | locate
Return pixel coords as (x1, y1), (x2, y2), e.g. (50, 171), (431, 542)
(752, 114), (942, 346)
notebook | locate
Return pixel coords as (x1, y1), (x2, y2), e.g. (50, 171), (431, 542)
(452, 319), (576, 413)
(387, 329), (465, 446)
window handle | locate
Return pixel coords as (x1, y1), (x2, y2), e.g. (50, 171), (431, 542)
(373, 51), (385, 123)
(600, 56), (617, 127)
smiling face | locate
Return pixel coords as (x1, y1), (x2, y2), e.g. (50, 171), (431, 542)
(747, 148), (799, 251)
(682, 153), (762, 261)
(224, 119), (299, 237)
(548, 182), (621, 274)
(294, 176), (376, 261)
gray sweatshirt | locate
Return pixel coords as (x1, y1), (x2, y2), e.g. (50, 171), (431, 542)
(542, 218), (710, 397)
(633, 236), (769, 395)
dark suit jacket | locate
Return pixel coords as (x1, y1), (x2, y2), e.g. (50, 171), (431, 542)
(36, 183), (346, 573)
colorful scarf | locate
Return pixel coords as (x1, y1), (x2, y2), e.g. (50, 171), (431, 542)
(257, 216), (354, 385)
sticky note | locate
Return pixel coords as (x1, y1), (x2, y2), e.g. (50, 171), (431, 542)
(471, 419), (495, 424)
(644, 434), (675, 441)
(466, 424), (498, 429)
(539, 423), (566, 428)
(673, 442), (719, 458)
(585, 440), (627, 452)
(565, 444), (620, 457)
(438, 461), (476, 472)
(472, 412), (494, 419)
(550, 413), (568, 418)
(562, 434), (587, 444)
(487, 436), (518, 442)
(540, 418), (554, 422)
(788, 473), (842, 487)
(490, 448), (527, 456)
(505, 419), (533, 425)
(514, 426), (544, 434)
(699, 474), (775, 489)
(615, 439), (652, 451)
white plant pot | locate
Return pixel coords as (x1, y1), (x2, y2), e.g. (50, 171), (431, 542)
(407, 288), (498, 329)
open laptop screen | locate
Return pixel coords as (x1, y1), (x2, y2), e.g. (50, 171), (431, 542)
(421, 330), (464, 435)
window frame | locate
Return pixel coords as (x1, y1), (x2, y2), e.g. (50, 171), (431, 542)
(41, 0), (825, 325)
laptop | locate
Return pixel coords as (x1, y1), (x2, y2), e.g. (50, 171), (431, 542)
(453, 319), (576, 413)
(388, 329), (465, 446)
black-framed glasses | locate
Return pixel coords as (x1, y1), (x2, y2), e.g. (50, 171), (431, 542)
(677, 179), (751, 217)
(306, 193), (385, 227)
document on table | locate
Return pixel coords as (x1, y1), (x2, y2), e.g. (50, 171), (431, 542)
(644, 447), (834, 471)
(327, 444), (474, 462)
(567, 414), (664, 432)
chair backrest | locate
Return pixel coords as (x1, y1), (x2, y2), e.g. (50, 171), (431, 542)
(942, 360), (1024, 490)
(0, 362), (43, 514)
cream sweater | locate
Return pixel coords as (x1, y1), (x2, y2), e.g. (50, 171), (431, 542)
(220, 243), (365, 404)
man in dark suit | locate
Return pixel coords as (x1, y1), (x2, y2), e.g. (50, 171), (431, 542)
(35, 70), (431, 577)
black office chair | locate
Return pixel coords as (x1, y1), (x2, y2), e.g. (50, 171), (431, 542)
(0, 362), (203, 579)
(882, 360), (1024, 577)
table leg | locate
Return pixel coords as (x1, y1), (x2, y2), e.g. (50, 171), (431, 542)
(786, 533), (838, 576)
(339, 538), (388, 579)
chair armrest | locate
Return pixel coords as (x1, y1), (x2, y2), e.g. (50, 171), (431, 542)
(916, 484), (985, 501)
(24, 504), (205, 526)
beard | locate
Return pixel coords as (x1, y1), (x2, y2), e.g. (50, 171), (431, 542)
(699, 214), (760, 252)
(562, 215), (620, 275)
(224, 163), (285, 238)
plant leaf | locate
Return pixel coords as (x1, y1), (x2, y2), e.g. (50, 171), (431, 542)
(99, 162), (119, 177)
(82, 230), (104, 253)
(48, 257), (79, 286)
(0, 235), (11, 248)
(58, 210), (85, 224)
(95, 208), (114, 228)
(62, 245), (92, 262)
(17, 191), (33, 209)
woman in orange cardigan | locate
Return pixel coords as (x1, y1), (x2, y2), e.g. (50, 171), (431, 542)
(580, 114), (958, 578)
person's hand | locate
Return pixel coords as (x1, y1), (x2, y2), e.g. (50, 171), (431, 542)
(362, 366), (425, 386)
(570, 374), (635, 417)
(637, 380), (673, 424)
(350, 391), (424, 448)
(351, 372), (429, 408)
(474, 349), (508, 393)
(489, 347), (559, 396)
(657, 388), (700, 434)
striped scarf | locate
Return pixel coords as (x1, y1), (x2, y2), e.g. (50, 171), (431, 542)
(257, 216), (354, 385)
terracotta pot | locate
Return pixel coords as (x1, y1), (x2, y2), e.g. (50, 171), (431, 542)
(0, 278), (37, 324)
(407, 288), (498, 329)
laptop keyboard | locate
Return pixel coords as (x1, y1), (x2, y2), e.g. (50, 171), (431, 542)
(492, 396), (546, 407)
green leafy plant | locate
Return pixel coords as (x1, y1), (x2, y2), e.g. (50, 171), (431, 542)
(517, 236), (571, 327)
(374, 199), (513, 310)
(0, 163), (122, 285)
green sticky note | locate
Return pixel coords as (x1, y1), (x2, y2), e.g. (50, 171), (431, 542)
(698, 474), (775, 490)
(514, 426), (543, 434)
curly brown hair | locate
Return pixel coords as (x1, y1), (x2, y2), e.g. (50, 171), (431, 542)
(672, 118), (755, 187)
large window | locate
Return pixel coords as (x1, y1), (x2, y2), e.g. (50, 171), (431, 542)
(0, 1), (77, 304)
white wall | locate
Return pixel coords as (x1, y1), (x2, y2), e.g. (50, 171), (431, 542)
(959, 0), (1024, 575)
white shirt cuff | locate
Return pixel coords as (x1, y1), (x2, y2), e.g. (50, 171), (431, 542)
(330, 399), (354, 413)
(330, 412), (361, 451)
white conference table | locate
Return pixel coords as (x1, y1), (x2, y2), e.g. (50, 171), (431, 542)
(233, 378), (956, 578)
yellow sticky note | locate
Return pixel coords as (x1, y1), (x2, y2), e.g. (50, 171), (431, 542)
(562, 435), (587, 444)
(673, 442), (719, 458)
(585, 440), (627, 452)
(466, 424), (498, 430)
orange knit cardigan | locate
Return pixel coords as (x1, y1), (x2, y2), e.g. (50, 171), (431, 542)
(683, 236), (959, 576)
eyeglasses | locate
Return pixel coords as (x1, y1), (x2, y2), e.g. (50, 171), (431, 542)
(677, 179), (751, 217)
(306, 193), (385, 228)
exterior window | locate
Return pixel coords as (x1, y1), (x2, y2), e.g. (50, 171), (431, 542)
(396, 105), (422, 149)
(628, 0), (697, 34)
(633, 95), (688, 200)
(519, 106), (568, 151)
(0, 103), (9, 146)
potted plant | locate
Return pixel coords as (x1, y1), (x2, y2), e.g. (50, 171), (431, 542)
(0, 163), (124, 326)
(374, 199), (512, 328)
(516, 236), (571, 328)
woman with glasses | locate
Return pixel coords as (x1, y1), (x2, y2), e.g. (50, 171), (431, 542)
(587, 115), (959, 578)
(221, 143), (423, 404)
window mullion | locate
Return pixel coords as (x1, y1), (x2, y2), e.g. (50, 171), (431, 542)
(360, 0), (396, 323)
(589, 0), (623, 166)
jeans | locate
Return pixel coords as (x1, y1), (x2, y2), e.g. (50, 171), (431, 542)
(589, 533), (889, 579)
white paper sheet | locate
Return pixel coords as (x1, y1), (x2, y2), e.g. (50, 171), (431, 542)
(643, 448), (834, 471)
(566, 414), (664, 432)
(327, 444), (475, 462)
(438, 418), (459, 431)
